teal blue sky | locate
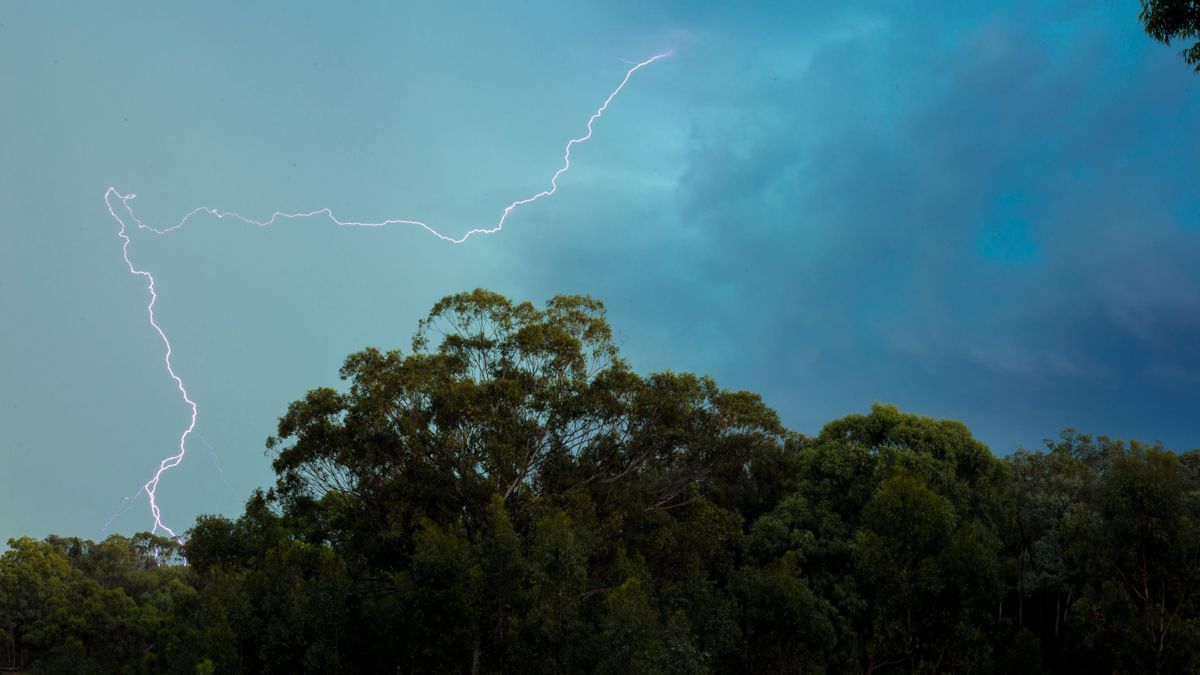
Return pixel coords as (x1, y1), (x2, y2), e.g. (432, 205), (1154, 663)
(2, 2), (1198, 543)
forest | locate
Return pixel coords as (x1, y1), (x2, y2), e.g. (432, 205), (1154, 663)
(2, 290), (1198, 674)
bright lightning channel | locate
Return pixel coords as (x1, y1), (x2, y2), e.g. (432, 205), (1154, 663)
(102, 52), (672, 540)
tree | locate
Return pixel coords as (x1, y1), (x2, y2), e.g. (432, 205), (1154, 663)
(18, 286), (1200, 671)
(0, 537), (156, 673)
(259, 289), (783, 672)
(1068, 445), (1200, 673)
(734, 551), (836, 672)
(1140, 0), (1200, 72)
(266, 289), (782, 565)
(748, 404), (1008, 672)
(853, 471), (999, 672)
(1001, 437), (1093, 637)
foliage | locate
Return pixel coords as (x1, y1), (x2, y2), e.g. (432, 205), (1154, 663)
(4, 290), (1200, 673)
(1140, 0), (1200, 71)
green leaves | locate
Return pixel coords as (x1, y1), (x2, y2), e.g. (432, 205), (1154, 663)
(1065, 445), (1200, 672)
(1140, 0), (1200, 71)
(0, 535), (200, 673)
(14, 289), (1200, 672)
(266, 291), (784, 561)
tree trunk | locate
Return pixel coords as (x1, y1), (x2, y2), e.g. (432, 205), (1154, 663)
(471, 634), (482, 675)
(1017, 556), (1025, 627)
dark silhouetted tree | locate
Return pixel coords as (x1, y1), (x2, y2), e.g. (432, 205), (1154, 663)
(1140, 0), (1200, 71)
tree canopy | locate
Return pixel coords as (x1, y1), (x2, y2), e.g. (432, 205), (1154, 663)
(1140, 0), (1200, 71)
(4, 290), (1200, 673)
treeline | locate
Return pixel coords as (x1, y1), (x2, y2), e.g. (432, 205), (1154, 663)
(3, 291), (1199, 673)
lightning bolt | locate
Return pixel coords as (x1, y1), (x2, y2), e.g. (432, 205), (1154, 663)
(102, 52), (672, 539)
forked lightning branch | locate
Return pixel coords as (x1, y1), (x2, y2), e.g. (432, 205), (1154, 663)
(102, 52), (672, 540)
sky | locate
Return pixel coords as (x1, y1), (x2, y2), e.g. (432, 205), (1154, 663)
(1, 1), (1198, 543)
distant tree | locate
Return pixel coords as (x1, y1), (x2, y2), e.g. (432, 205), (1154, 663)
(1068, 445), (1200, 673)
(1001, 436), (1094, 637)
(15, 288), (1200, 672)
(1140, 0), (1200, 71)
(0, 537), (165, 672)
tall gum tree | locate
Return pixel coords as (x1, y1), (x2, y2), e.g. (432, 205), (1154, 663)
(265, 289), (784, 563)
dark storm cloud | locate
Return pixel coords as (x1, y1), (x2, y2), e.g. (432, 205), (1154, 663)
(4, 1), (1195, 543)
(541, 4), (1200, 452)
